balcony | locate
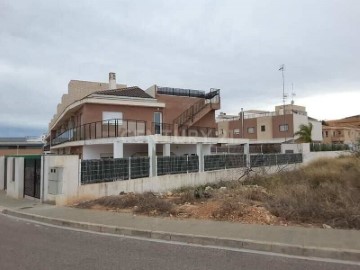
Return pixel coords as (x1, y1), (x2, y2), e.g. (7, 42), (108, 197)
(51, 119), (217, 146)
(151, 122), (217, 137)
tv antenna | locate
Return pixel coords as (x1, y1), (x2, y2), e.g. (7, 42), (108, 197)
(279, 64), (287, 142)
(291, 83), (296, 105)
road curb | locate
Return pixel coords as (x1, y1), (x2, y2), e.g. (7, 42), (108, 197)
(2, 208), (359, 262)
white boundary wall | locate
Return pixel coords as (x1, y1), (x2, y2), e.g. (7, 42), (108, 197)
(42, 155), (80, 205)
(76, 164), (298, 202)
(1, 150), (352, 205)
(6, 157), (24, 199)
(302, 151), (351, 165)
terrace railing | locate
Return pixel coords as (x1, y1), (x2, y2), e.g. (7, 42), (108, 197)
(52, 119), (146, 146)
(52, 119), (218, 146)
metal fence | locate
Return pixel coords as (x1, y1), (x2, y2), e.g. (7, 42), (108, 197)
(204, 153), (302, 171)
(130, 157), (150, 179)
(204, 154), (246, 171)
(310, 143), (350, 152)
(80, 153), (303, 184)
(157, 155), (199, 176)
(52, 119), (147, 146)
(250, 153), (303, 167)
(81, 157), (149, 184)
(157, 87), (206, 98)
(211, 144), (281, 154)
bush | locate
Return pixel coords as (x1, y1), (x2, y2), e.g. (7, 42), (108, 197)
(134, 192), (175, 215)
(212, 198), (250, 220)
(249, 156), (360, 229)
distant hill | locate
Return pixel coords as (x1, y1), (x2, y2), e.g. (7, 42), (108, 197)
(325, 115), (360, 128)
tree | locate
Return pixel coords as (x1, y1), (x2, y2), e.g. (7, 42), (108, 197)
(294, 123), (313, 143)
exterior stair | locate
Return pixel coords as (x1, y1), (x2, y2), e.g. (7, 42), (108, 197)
(173, 90), (220, 127)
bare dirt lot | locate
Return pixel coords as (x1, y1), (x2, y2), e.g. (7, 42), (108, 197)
(74, 155), (360, 230)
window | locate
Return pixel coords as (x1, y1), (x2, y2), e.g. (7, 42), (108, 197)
(338, 131), (341, 135)
(279, 124), (288, 132)
(153, 112), (162, 134)
(233, 129), (240, 135)
(102, 112), (123, 125)
(261, 125), (265, 132)
(247, 127), (255, 134)
(325, 131), (328, 137)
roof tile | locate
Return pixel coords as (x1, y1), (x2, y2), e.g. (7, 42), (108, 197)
(94, 86), (154, 99)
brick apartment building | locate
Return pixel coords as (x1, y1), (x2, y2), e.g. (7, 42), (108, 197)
(217, 104), (323, 143)
(47, 72), (240, 160)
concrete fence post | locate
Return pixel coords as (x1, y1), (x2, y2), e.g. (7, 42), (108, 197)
(128, 157), (131, 180)
(244, 143), (250, 168)
(196, 143), (204, 172)
(113, 141), (124, 158)
(12, 157), (24, 199)
(0, 156), (5, 190)
(147, 137), (156, 177)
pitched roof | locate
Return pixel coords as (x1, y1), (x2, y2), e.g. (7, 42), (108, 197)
(94, 86), (154, 99)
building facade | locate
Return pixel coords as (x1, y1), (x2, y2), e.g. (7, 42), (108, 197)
(322, 115), (360, 145)
(322, 126), (360, 145)
(0, 137), (44, 156)
(217, 104), (322, 143)
(47, 73), (230, 160)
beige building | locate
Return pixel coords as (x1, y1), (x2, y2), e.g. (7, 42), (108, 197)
(322, 115), (360, 145)
(217, 104), (322, 143)
(0, 137), (44, 156)
(322, 126), (360, 145)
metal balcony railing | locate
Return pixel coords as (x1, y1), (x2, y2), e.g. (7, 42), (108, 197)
(51, 119), (218, 147)
(52, 119), (147, 146)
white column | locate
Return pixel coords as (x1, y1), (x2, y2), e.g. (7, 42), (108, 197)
(244, 143), (250, 167)
(202, 144), (211, 155)
(148, 138), (157, 177)
(196, 143), (204, 172)
(0, 156), (5, 190)
(113, 141), (124, 158)
(6, 157), (13, 196)
(14, 158), (24, 199)
(163, 143), (171, 157)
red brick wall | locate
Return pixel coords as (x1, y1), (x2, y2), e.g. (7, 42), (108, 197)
(272, 115), (294, 138)
(156, 94), (202, 124)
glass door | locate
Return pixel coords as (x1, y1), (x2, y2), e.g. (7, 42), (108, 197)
(153, 112), (162, 135)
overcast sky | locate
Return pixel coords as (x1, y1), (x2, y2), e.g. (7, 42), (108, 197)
(1, 0), (359, 137)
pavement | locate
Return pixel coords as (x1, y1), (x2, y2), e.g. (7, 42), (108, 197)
(0, 191), (359, 262)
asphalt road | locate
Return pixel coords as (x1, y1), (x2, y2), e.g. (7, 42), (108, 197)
(0, 214), (358, 270)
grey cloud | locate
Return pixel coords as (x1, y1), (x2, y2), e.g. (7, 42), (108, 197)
(0, 0), (359, 136)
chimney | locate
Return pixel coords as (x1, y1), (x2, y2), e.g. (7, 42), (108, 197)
(109, 72), (116, 90)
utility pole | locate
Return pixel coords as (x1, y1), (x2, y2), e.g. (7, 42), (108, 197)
(279, 64), (287, 142)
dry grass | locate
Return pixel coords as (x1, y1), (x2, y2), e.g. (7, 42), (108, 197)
(76, 192), (175, 216)
(246, 156), (360, 229)
(211, 199), (250, 220)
